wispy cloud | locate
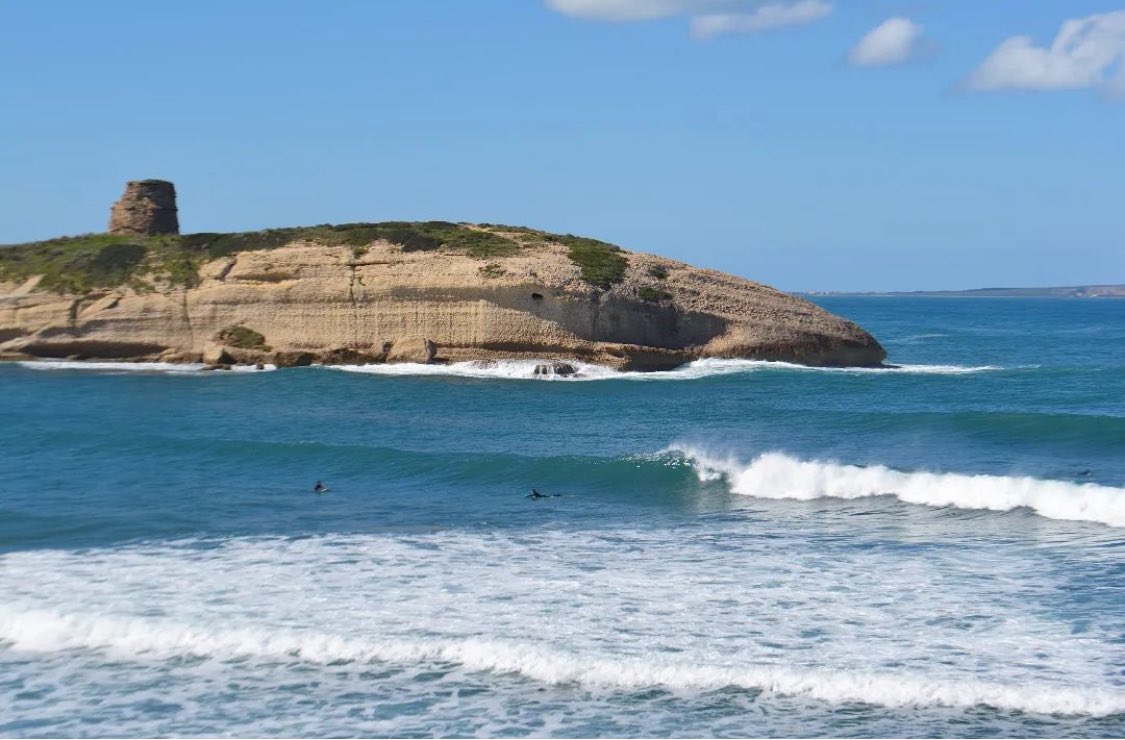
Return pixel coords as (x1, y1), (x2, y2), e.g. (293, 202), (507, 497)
(691, 1), (833, 39)
(545, 0), (733, 22)
(964, 10), (1125, 99)
(848, 17), (927, 67)
(546, 0), (834, 39)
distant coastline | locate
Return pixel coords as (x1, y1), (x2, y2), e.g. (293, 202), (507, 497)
(802, 285), (1125, 298)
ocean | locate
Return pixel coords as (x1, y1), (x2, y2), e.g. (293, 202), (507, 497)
(1, 297), (1123, 738)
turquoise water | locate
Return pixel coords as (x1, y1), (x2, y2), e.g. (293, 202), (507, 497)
(1, 297), (1123, 737)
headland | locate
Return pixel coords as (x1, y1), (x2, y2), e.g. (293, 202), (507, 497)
(0, 181), (885, 371)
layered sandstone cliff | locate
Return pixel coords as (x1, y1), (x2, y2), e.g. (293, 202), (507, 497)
(0, 227), (885, 370)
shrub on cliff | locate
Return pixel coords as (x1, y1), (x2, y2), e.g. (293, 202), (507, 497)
(639, 286), (673, 303)
(327, 222), (519, 258)
(555, 234), (628, 289)
(217, 325), (271, 351)
(179, 230), (303, 259)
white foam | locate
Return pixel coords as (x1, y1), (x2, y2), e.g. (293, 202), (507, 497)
(329, 359), (621, 381)
(674, 445), (1125, 527)
(1, 608), (1120, 716)
(12, 357), (999, 379)
(2, 524), (1122, 730)
(328, 358), (1001, 382)
(17, 360), (276, 374)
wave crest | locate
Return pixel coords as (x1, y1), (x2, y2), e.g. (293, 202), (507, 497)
(672, 446), (1125, 527)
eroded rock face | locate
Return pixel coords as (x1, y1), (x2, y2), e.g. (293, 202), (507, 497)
(0, 239), (887, 370)
(108, 180), (179, 236)
(386, 338), (437, 364)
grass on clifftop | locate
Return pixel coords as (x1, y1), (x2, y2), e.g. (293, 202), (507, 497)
(0, 234), (153, 293)
(178, 222), (521, 260)
(483, 227), (630, 289)
(0, 222), (629, 293)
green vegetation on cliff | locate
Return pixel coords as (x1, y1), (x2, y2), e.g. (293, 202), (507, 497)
(555, 235), (628, 289)
(638, 285), (673, 303)
(0, 222), (631, 293)
(217, 325), (271, 351)
(0, 234), (153, 293)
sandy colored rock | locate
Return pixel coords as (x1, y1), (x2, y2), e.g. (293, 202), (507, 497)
(108, 180), (179, 236)
(0, 237), (885, 369)
(386, 338), (437, 364)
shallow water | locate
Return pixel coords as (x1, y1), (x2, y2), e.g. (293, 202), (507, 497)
(1, 297), (1123, 737)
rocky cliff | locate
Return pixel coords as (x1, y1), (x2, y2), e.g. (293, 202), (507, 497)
(0, 221), (885, 370)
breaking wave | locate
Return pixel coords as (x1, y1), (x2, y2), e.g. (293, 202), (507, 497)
(329, 358), (1002, 381)
(11, 358), (1004, 380)
(672, 445), (1125, 527)
(1, 608), (1120, 716)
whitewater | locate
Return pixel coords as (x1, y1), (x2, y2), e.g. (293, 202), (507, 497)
(671, 446), (1125, 527)
(2, 297), (1124, 737)
(18, 357), (1000, 379)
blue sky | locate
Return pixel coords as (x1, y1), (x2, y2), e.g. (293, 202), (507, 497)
(2, 0), (1122, 291)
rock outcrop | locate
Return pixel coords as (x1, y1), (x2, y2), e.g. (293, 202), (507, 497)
(1, 182), (886, 370)
(0, 236), (886, 370)
(108, 180), (179, 236)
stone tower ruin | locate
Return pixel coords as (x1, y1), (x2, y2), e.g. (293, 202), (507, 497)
(108, 179), (179, 236)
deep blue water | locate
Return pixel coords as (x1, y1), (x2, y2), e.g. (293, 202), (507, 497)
(1, 297), (1123, 737)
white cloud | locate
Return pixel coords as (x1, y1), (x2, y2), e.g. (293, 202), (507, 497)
(848, 17), (926, 67)
(965, 10), (1125, 97)
(545, 0), (834, 38)
(691, 1), (833, 39)
(545, 0), (732, 22)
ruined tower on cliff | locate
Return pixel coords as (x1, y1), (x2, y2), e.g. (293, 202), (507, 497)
(108, 180), (179, 236)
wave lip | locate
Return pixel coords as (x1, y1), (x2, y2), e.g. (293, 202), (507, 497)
(327, 358), (1002, 382)
(2, 608), (1121, 717)
(673, 445), (1125, 528)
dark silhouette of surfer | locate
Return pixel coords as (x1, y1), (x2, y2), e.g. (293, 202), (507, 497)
(313, 481), (329, 493)
(527, 488), (559, 499)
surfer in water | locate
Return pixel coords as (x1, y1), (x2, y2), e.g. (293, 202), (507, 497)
(313, 481), (329, 493)
(527, 488), (558, 499)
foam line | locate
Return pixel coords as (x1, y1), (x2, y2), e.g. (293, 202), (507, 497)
(1, 608), (1120, 716)
(328, 358), (1002, 381)
(17, 361), (276, 373)
(13, 358), (1001, 379)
